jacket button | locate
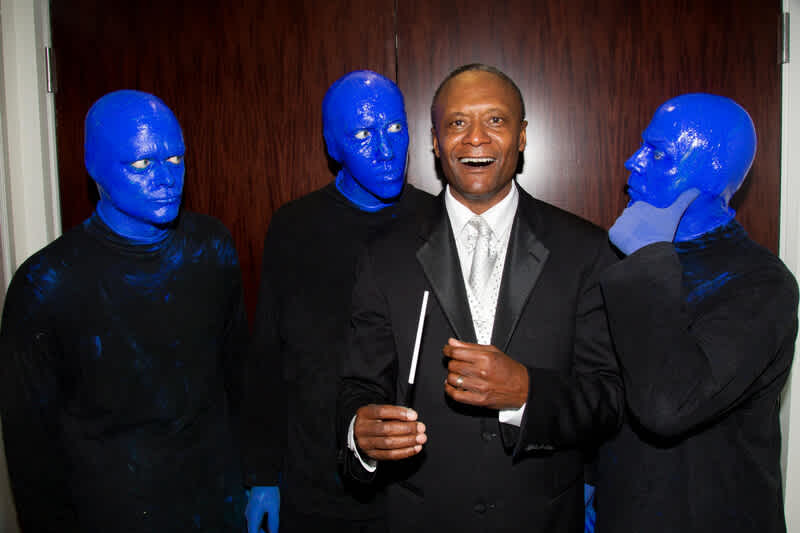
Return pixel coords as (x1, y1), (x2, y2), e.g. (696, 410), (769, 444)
(473, 502), (486, 514)
(481, 431), (493, 441)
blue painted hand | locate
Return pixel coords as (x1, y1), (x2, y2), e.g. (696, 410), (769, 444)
(609, 188), (701, 255)
(322, 71), (409, 212)
(84, 90), (186, 243)
(245, 485), (280, 533)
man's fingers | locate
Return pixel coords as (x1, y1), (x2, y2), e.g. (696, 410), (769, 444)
(446, 370), (487, 392)
(443, 338), (500, 362)
(356, 419), (427, 462)
(357, 403), (417, 422)
(356, 419), (425, 437)
(444, 382), (486, 405)
(669, 188), (702, 217)
(364, 445), (424, 461)
(358, 429), (427, 451)
(446, 359), (477, 378)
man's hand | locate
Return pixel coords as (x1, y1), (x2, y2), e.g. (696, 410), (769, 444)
(245, 485), (280, 533)
(609, 188), (701, 255)
(354, 404), (426, 461)
(443, 338), (529, 409)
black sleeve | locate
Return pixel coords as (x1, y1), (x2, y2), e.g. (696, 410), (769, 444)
(600, 242), (799, 438)
(239, 218), (286, 488)
(509, 237), (624, 454)
(0, 271), (78, 531)
(337, 246), (396, 483)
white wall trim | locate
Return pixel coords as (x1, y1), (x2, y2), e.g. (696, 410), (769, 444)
(781, 2), (800, 531)
(0, 0), (60, 282)
(0, 3), (59, 531)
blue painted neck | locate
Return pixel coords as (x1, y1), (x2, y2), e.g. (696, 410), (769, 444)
(94, 198), (170, 243)
(335, 171), (397, 212)
(675, 193), (735, 242)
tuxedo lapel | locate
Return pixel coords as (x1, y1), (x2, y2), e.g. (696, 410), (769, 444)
(416, 198), (477, 343)
(492, 199), (550, 352)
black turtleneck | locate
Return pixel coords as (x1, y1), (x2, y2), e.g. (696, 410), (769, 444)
(0, 210), (248, 532)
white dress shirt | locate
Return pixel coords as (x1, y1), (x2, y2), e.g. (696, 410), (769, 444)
(444, 182), (526, 426)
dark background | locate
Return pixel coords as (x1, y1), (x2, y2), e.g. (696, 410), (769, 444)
(51, 0), (783, 320)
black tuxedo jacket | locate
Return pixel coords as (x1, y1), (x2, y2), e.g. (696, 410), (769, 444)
(338, 187), (622, 533)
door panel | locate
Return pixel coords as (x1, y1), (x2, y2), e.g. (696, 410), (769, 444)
(398, 0), (782, 252)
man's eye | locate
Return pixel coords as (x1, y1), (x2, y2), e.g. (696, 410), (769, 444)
(167, 155), (183, 165)
(489, 116), (504, 125)
(130, 159), (151, 169)
(387, 123), (403, 133)
(450, 119), (465, 128)
(653, 151), (665, 160)
(354, 130), (371, 140)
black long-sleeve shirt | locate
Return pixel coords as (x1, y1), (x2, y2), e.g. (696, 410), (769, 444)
(241, 183), (430, 520)
(596, 221), (798, 532)
(0, 211), (248, 532)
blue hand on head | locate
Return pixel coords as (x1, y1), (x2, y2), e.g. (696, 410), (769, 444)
(85, 90), (186, 243)
(323, 70), (409, 212)
(624, 93), (756, 241)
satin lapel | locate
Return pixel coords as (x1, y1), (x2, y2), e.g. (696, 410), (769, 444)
(492, 206), (550, 352)
(416, 201), (477, 343)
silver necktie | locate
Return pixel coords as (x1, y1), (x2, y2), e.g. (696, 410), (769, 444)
(467, 216), (496, 296)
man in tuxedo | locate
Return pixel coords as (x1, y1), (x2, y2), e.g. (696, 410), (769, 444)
(595, 93), (798, 532)
(338, 64), (623, 532)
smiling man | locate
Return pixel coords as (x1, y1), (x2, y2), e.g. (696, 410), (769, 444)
(338, 64), (623, 532)
(0, 90), (248, 532)
(241, 70), (430, 533)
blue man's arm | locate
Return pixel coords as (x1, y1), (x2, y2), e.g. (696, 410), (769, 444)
(0, 262), (79, 531)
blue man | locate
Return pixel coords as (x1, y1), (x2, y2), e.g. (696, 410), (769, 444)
(241, 71), (429, 533)
(85, 90), (186, 242)
(0, 90), (249, 532)
(595, 94), (798, 532)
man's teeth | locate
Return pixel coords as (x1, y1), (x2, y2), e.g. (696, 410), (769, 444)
(459, 157), (495, 165)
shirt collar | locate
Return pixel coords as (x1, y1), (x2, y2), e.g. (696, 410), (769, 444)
(445, 181), (519, 240)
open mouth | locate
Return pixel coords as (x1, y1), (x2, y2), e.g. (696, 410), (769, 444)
(459, 157), (496, 167)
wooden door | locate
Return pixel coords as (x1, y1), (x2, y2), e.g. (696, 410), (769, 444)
(398, 0), (783, 252)
(51, 0), (783, 319)
(51, 0), (396, 318)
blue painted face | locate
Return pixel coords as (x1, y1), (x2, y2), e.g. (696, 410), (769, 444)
(323, 71), (409, 212)
(85, 90), (186, 242)
(624, 93), (756, 240)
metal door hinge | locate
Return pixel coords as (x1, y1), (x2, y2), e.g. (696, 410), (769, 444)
(45, 46), (56, 93)
(782, 12), (790, 65)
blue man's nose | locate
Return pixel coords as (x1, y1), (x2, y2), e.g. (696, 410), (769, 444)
(377, 131), (393, 160)
(624, 148), (645, 173)
(153, 161), (177, 187)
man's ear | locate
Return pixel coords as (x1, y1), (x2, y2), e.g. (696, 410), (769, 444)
(518, 120), (528, 152)
(323, 129), (340, 162)
(431, 127), (440, 158)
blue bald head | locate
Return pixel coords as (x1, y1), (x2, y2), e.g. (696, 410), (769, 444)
(85, 90), (186, 242)
(625, 93), (756, 240)
(323, 71), (409, 212)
